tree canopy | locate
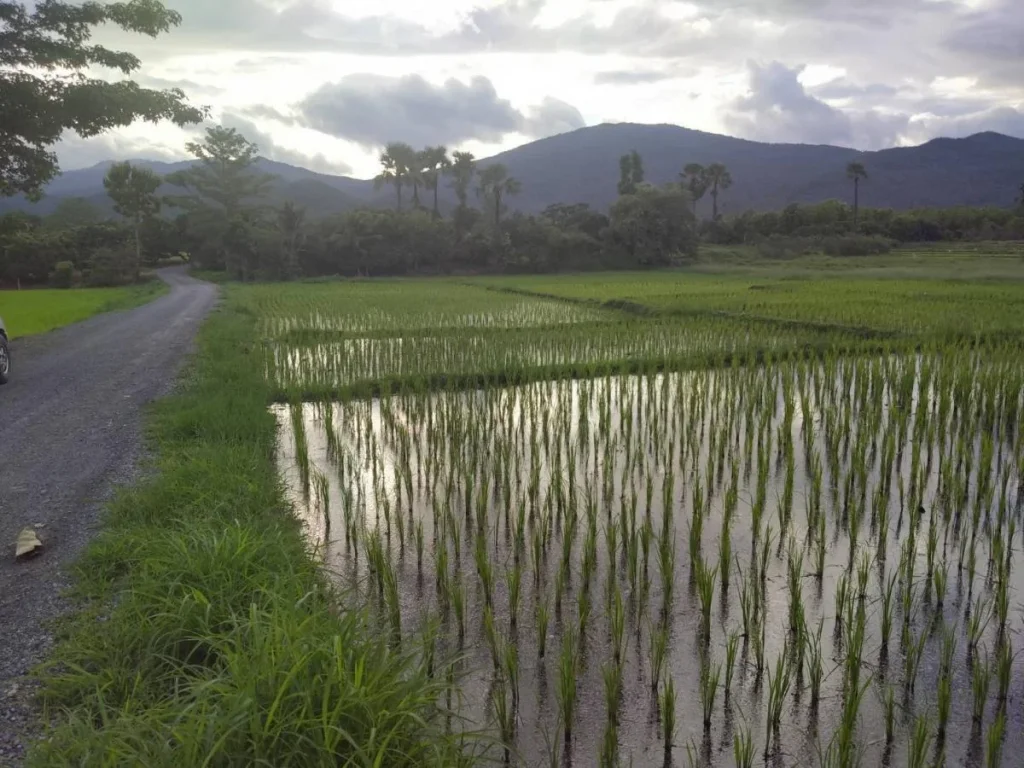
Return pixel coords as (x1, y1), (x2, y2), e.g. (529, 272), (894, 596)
(0, 0), (205, 198)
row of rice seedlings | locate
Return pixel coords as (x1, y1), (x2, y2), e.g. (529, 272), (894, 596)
(272, 340), (1024, 764)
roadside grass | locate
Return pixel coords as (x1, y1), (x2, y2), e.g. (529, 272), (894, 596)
(0, 280), (166, 339)
(29, 290), (473, 767)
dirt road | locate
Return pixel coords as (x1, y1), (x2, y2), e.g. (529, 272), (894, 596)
(0, 268), (217, 763)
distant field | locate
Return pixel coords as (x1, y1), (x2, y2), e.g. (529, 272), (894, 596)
(477, 257), (1024, 337)
(0, 281), (165, 338)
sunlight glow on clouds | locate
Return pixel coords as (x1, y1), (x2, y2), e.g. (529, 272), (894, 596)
(57, 0), (1024, 177)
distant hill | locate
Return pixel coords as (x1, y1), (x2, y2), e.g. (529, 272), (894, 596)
(3, 124), (1023, 219)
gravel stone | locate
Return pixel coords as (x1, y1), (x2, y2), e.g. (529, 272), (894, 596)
(0, 268), (217, 765)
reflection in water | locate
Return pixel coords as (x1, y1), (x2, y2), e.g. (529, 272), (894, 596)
(274, 352), (1024, 767)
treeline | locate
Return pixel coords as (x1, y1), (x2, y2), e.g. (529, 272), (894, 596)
(709, 200), (1024, 245)
(5, 132), (1024, 287)
(0, 129), (699, 285)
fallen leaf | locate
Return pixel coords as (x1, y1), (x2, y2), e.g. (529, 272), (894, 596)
(15, 528), (43, 559)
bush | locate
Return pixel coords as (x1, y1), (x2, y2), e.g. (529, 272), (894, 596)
(820, 234), (894, 256)
(86, 246), (136, 286)
(49, 260), (77, 288)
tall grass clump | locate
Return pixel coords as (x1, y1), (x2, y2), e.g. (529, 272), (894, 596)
(29, 293), (472, 767)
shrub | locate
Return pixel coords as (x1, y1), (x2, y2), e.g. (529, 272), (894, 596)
(86, 246), (136, 286)
(49, 260), (77, 288)
(820, 234), (894, 256)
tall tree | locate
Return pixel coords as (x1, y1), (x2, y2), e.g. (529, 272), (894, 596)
(846, 162), (868, 230)
(374, 142), (415, 211)
(446, 151), (477, 210)
(166, 126), (274, 279)
(0, 1), (205, 199)
(705, 163), (732, 220)
(680, 163), (709, 218)
(476, 163), (521, 227)
(617, 150), (645, 196)
(104, 161), (161, 280)
(421, 146), (450, 218)
(278, 202), (306, 279)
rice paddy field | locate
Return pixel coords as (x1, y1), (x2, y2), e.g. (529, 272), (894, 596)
(260, 268), (1024, 767)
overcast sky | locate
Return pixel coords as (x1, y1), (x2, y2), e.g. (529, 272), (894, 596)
(59, 0), (1024, 178)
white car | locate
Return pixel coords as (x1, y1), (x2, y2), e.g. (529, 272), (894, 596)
(0, 317), (8, 385)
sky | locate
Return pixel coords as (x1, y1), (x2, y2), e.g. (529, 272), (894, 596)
(57, 0), (1024, 179)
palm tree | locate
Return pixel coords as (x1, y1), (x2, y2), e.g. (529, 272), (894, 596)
(420, 146), (450, 218)
(706, 163), (732, 220)
(374, 141), (415, 211)
(680, 163), (709, 218)
(476, 163), (521, 226)
(446, 151), (477, 210)
(847, 162), (868, 229)
(277, 202), (306, 279)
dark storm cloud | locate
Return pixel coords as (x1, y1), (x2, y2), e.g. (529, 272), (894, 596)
(294, 74), (584, 148)
(221, 112), (353, 174)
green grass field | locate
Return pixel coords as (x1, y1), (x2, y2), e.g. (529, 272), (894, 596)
(34, 250), (1024, 767)
(0, 281), (166, 338)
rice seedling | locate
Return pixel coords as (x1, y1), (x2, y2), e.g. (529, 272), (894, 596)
(996, 638), (1012, 707)
(734, 725), (755, 768)
(536, 591), (550, 659)
(557, 626), (579, 745)
(650, 620), (669, 692)
(507, 564), (522, 630)
(725, 631), (740, 699)
(602, 659), (623, 727)
(695, 558), (717, 643)
(660, 674), (676, 757)
(765, 652), (791, 756)
(907, 714), (933, 768)
(986, 710), (1005, 768)
(700, 661), (722, 733)
(973, 649), (991, 724)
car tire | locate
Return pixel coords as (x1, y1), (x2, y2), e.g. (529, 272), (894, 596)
(0, 335), (9, 385)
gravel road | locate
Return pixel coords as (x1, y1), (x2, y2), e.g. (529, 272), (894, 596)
(0, 268), (217, 764)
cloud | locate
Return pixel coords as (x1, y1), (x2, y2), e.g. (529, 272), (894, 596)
(220, 113), (353, 175)
(522, 97), (586, 138)
(906, 106), (1024, 143)
(294, 74), (584, 148)
(724, 61), (908, 149)
(594, 69), (673, 86)
(942, 0), (1024, 86)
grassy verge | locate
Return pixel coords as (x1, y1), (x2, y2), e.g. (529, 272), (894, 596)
(30, 288), (470, 767)
(0, 280), (167, 339)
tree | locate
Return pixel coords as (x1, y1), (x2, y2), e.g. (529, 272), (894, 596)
(374, 142), (415, 211)
(104, 161), (161, 279)
(46, 197), (104, 229)
(607, 185), (696, 266)
(446, 151), (477, 211)
(420, 146), (450, 218)
(680, 163), (709, 218)
(847, 162), (868, 230)
(1, 1), (205, 199)
(166, 126), (274, 278)
(278, 202), (306, 279)
(476, 163), (521, 227)
(705, 163), (732, 220)
(617, 150), (645, 196)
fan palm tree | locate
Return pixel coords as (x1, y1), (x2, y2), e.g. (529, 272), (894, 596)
(706, 163), (732, 220)
(374, 142), (416, 211)
(847, 162), (868, 229)
(420, 146), (450, 218)
(680, 163), (709, 218)
(476, 163), (521, 227)
(446, 151), (477, 210)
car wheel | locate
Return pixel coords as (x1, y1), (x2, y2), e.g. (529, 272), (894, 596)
(0, 336), (9, 385)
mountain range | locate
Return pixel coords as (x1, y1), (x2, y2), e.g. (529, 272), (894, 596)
(4, 123), (1023, 219)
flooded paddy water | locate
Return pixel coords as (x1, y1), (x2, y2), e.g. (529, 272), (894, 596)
(273, 350), (1024, 767)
